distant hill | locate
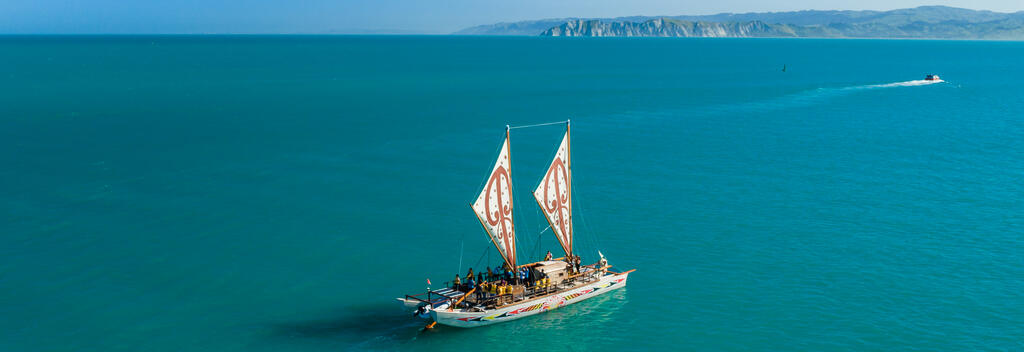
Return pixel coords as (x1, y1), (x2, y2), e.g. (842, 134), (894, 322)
(456, 6), (1024, 39)
(541, 19), (798, 38)
(454, 19), (575, 36)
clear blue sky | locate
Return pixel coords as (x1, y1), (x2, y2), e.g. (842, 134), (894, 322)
(2, 0), (1023, 34)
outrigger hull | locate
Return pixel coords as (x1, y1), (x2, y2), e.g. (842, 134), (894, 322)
(431, 271), (630, 328)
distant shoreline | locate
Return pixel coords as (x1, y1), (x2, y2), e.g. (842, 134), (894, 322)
(1, 34), (1022, 42)
(457, 6), (1024, 40)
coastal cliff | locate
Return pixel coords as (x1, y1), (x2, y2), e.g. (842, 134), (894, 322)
(458, 6), (1024, 39)
(541, 18), (797, 37)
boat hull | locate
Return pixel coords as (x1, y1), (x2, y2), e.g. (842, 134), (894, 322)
(431, 272), (630, 328)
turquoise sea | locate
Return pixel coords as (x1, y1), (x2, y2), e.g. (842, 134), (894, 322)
(2, 36), (1023, 351)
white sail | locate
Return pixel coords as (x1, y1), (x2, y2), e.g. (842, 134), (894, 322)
(472, 131), (516, 268)
(533, 129), (572, 256)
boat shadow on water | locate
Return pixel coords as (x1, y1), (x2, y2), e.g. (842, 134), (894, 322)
(265, 303), (425, 348)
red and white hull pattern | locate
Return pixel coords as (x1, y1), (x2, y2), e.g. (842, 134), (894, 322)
(431, 272), (630, 328)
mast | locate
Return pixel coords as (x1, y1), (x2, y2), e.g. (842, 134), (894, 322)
(567, 120), (572, 256)
(472, 126), (516, 270)
(507, 125), (515, 269)
(533, 121), (573, 258)
(508, 125), (514, 269)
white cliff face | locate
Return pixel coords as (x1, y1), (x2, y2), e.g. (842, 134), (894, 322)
(465, 7), (1024, 39)
(541, 18), (798, 38)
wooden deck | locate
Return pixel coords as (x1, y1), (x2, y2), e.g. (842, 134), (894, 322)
(456, 265), (609, 310)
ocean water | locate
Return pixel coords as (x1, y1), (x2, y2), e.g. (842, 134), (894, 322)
(1, 36), (1023, 351)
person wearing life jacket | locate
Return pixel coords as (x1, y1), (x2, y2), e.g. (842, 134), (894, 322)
(453, 274), (461, 291)
(471, 278), (483, 298)
(544, 251), (553, 261)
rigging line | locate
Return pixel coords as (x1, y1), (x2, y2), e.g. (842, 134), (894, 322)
(529, 206), (546, 262)
(538, 206), (545, 235)
(573, 172), (602, 257)
(509, 164), (527, 264)
(473, 244), (489, 268)
(508, 120), (569, 130)
(531, 228), (544, 262)
(529, 186), (546, 261)
(458, 240), (464, 275)
(512, 168), (538, 263)
(534, 208), (545, 261)
(540, 207), (548, 259)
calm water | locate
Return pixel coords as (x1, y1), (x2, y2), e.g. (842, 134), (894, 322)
(2, 36), (1023, 351)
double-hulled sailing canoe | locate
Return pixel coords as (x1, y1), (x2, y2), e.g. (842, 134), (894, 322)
(398, 121), (634, 328)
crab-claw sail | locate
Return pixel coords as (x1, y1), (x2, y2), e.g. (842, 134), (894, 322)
(472, 128), (516, 269)
(533, 125), (573, 257)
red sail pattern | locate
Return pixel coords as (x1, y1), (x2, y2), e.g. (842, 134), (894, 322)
(472, 134), (516, 268)
(533, 129), (572, 256)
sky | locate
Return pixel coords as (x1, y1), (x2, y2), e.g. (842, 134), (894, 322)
(1, 0), (1023, 34)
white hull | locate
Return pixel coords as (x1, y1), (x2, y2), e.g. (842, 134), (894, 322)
(431, 272), (630, 328)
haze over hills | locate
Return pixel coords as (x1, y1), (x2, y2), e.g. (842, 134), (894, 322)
(455, 6), (1024, 39)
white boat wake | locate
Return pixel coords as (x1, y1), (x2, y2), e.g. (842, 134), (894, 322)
(685, 78), (948, 116)
(856, 79), (944, 89)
